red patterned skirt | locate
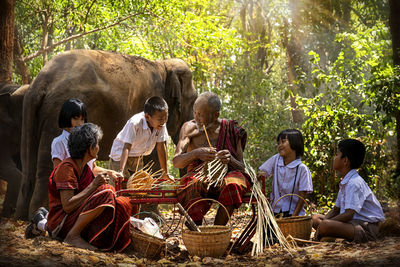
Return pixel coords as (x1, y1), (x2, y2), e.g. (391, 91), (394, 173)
(177, 170), (250, 222)
(50, 184), (132, 252)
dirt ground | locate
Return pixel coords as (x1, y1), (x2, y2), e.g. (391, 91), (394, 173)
(1, 208), (400, 267)
(1, 182), (400, 267)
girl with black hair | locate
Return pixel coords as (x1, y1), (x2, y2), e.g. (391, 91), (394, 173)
(51, 98), (89, 169)
(258, 129), (313, 217)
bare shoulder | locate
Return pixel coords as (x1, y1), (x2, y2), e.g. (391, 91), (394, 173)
(181, 120), (198, 136)
(182, 120), (196, 131)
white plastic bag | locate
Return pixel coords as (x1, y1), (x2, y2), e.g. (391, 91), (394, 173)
(130, 216), (163, 239)
(130, 217), (144, 229)
(141, 217), (163, 239)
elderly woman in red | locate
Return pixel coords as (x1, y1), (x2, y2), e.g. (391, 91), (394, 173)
(47, 123), (131, 251)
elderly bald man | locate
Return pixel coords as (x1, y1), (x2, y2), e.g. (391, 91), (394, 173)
(173, 92), (250, 226)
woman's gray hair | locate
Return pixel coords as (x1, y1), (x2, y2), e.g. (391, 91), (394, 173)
(68, 123), (103, 159)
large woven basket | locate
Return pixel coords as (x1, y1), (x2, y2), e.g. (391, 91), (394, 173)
(181, 198), (232, 258)
(273, 194), (312, 240)
(131, 227), (165, 259)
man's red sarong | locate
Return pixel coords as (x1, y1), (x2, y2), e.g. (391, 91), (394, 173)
(47, 158), (132, 252)
(177, 119), (251, 222)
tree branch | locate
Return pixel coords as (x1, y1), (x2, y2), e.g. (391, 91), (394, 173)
(343, 1), (368, 26)
(23, 10), (150, 62)
(81, 0), (97, 31)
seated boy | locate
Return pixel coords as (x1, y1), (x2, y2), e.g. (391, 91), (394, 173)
(109, 96), (170, 182)
(312, 139), (385, 243)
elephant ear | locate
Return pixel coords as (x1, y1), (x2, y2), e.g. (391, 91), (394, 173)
(165, 70), (182, 117)
(0, 84), (17, 115)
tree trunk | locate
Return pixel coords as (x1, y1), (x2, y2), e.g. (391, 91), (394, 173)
(14, 28), (31, 84)
(0, 0), (15, 83)
(41, 9), (50, 65)
(342, 0), (351, 28)
(286, 0), (303, 123)
(389, 0), (400, 178)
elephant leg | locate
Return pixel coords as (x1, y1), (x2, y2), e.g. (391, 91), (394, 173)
(0, 158), (22, 217)
(1, 171), (22, 217)
(28, 139), (53, 218)
(29, 177), (50, 218)
(14, 173), (35, 220)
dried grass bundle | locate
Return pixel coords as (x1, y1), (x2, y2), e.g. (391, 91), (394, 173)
(244, 161), (296, 256)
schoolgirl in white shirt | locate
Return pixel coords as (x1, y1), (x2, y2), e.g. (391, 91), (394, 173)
(51, 99), (92, 168)
(259, 129), (313, 217)
(51, 99), (117, 174)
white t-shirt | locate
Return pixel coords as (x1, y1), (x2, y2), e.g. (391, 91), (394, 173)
(335, 169), (385, 223)
(51, 130), (95, 169)
(109, 112), (168, 161)
(259, 153), (313, 215)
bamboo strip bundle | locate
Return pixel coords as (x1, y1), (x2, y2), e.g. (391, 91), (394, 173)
(127, 160), (165, 191)
(244, 161), (296, 256)
(193, 158), (228, 189)
(194, 125), (228, 189)
(192, 125), (228, 189)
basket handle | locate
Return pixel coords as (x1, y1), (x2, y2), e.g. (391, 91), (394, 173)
(181, 198), (232, 230)
(272, 193), (312, 216)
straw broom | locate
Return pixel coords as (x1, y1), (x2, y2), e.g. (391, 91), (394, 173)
(244, 161), (296, 255)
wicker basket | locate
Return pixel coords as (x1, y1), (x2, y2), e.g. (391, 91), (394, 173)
(181, 198), (232, 258)
(272, 194), (312, 240)
(131, 227), (165, 259)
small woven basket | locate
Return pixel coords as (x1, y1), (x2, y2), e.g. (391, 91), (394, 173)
(130, 212), (165, 259)
(181, 198), (232, 258)
(272, 194), (312, 240)
(131, 227), (165, 259)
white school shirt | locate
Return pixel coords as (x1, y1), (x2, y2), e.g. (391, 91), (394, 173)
(259, 154), (313, 215)
(51, 130), (95, 169)
(334, 169), (385, 223)
(109, 112), (168, 161)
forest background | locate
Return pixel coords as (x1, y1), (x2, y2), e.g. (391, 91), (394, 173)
(1, 0), (400, 210)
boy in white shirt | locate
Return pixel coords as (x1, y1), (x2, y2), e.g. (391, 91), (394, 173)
(312, 139), (385, 243)
(109, 96), (170, 181)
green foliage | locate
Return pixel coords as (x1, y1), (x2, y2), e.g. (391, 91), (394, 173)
(166, 138), (179, 179)
(297, 22), (395, 200)
(312, 194), (336, 214)
(217, 54), (293, 167)
(12, 0), (398, 208)
(14, 0), (152, 79)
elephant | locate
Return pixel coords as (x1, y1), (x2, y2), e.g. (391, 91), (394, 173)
(0, 83), (28, 217)
(15, 50), (197, 220)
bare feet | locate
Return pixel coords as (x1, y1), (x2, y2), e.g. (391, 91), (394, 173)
(64, 234), (97, 251)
